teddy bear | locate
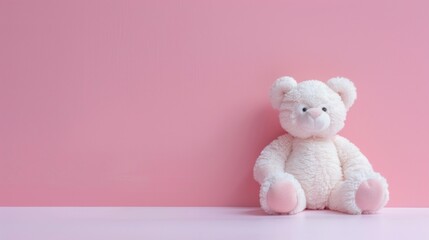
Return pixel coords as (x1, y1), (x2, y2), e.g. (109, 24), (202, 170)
(254, 76), (389, 215)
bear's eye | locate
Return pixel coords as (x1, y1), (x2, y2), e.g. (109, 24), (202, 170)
(302, 107), (307, 112)
(322, 107), (327, 112)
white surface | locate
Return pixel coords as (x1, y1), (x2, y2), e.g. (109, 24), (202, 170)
(1, 207), (428, 240)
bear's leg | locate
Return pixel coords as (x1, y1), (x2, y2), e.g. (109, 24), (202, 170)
(259, 173), (306, 215)
(328, 173), (389, 214)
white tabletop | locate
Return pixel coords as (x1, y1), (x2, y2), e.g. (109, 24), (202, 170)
(1, 207), (428, 240)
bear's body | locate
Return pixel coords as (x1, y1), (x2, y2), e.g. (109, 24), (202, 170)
(285, 136), (342, 209)
(254, 77), (389, 215)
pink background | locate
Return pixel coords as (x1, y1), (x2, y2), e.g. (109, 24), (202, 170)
(1, 0), (428, 207)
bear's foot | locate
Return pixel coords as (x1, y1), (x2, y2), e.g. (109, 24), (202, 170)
(266, 181), (297, 213)
(328, 173), (389, 214)
(355, 179), (385, 214)
(259, 173), (306, 215)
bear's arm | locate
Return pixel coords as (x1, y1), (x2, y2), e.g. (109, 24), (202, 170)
(253, 134), (293, 184)
(334, 135), (374, 178)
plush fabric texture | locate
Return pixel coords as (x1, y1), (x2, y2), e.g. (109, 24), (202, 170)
(254, 77), (389, 215)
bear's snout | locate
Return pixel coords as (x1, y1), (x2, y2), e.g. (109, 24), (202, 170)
(307, 108), (323, 119)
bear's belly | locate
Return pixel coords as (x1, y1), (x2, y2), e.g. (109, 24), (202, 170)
(284, 138), (343, 209)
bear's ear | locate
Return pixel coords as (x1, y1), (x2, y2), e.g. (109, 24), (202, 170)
(270, 76), (297, 109)
(327, 77), (357, 109)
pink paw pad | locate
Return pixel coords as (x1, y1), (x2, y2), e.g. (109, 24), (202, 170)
(355, 179), (384, 213)
(266, 181), (297, 214)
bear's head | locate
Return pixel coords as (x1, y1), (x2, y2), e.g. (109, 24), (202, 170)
(270, 76), (357, 139)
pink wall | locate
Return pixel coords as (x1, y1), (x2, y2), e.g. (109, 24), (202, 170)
(1, 0), (428, 207)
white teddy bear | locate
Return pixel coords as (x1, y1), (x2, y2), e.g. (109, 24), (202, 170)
(254, 76), (389, 215)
